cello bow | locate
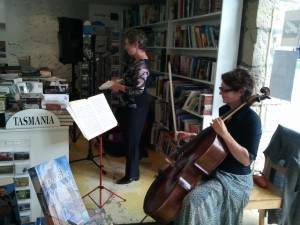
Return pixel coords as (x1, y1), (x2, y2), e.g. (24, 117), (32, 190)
(168, 61), (178, 142)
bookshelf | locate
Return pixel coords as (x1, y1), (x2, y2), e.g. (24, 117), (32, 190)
(80, 27), (111, 99)
(123, 0), (243, 156)
(109, 29), (121, 112)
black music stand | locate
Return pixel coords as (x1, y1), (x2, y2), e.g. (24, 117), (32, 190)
(70, 138), (103, 171)
(82, 135), (126, 208)
(69, 37), (104, 171)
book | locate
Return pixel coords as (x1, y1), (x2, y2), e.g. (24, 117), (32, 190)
(182, 90), (201, 109)
(66, 93), (118, 140)
(183, 118), (200, 132)
(98, 79), (122, 90)
(180, 55), (193, 77)
(157, 130), (178, 160)
(0, 177), (21, 225)
(210, 61), (217, 83)
(35, 217), (46, 225)
(198, 93), (213, 115)
(209, 25), (220, 48)
(185, 96), (200, 112)
(98, 80), (115, 90)
(194, 26), (203, 48)
(28, 155), (90, 225)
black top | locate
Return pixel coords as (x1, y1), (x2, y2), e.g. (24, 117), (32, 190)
(119, 59), (150, 108)
(217, 104), (262, 175)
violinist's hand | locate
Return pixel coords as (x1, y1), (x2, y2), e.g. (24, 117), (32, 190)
(177, 131), (197, 142)
(111, 82), (125, 92)
(210, 118), (228, 138)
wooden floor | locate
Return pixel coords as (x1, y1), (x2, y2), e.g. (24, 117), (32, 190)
(69, 135), (271, 225)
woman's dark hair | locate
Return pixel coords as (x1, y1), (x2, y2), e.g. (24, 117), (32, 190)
(221, 67), (255, 101)
(123, 29), (147, 51)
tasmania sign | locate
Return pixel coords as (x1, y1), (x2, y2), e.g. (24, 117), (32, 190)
(6, 109), (60, 129)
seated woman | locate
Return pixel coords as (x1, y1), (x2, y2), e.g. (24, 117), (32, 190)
(174, 67), (262, 225)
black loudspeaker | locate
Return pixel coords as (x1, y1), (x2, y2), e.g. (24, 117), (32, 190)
(58, 17), (83, 64)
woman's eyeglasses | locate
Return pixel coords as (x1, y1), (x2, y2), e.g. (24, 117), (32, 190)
(219, 87), (234, 93)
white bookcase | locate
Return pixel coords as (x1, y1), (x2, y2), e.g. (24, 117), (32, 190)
(125, 0), (243, 130)
(127, 0), (243, 123)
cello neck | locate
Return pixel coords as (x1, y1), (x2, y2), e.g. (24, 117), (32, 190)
(220, 102), (248, 122)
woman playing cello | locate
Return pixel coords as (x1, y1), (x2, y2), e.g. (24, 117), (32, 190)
(174, 67), (262, 225)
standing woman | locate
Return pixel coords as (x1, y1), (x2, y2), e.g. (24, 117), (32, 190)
(110, 29), (150, 185)
(175, 68), (262, 224)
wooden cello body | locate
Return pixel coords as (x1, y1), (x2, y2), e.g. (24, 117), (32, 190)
(143, 87), (270, 224)
(143, 127), (228, 224)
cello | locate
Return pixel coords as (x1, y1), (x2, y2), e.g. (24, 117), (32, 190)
(143, 66), (270, 224)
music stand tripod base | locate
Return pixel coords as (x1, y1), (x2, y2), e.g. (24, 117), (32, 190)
(82, 135), (126, 208)
(70, 139), (107, 174)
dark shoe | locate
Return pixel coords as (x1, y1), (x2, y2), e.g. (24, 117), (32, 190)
(116, 176), (139, 184)
(139, 151), (148, 159)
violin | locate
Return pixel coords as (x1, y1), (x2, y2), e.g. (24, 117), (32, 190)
(143, 87), (270, 224)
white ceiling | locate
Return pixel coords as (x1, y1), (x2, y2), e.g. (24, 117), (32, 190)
(78, 0), (151, 6)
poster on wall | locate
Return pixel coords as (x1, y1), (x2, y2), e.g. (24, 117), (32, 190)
(0, 41), (5, 58)
(281, 10), (300, 47)
(269, 50), (298, 101)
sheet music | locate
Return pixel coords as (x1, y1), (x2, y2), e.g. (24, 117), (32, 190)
(66, 93), (117, 140)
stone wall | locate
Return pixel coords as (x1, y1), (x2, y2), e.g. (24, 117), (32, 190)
(239, 0), (300, 170)
(5, 0), (88, 79)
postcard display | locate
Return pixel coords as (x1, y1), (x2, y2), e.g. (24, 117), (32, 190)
(0, 109), (69, 223)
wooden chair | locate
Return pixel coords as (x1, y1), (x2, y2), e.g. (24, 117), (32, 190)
(245, 157), (286, 225)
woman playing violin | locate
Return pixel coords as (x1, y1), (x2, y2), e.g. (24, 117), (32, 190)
(175, 67), (262, 225)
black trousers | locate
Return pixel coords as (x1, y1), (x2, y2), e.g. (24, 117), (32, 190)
(117, 103), (149, 178)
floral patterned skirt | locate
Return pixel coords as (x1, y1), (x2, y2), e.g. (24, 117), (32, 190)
(174, 170), (253, 225)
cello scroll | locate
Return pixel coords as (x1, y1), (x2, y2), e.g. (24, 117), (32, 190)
(246, 87), (271, 105)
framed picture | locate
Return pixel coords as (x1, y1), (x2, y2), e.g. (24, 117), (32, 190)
(16, 189), (30, 200)
(0, 165), (14, 174)
(14, 177), (29, 187)
(14, 152), (30, 161)
(0, 41), (5, 58)
(0, 152), (14, 161)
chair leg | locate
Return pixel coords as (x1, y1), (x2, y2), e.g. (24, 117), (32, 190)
(258, 209), (266, 225)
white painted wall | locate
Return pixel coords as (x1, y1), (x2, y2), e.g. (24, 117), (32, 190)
(0, 0), (5, 23)
(88, 4), (128, 29)
(4, 0), (88, 79)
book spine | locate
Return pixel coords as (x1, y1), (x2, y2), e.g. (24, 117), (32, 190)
(28, 168), (54, 225)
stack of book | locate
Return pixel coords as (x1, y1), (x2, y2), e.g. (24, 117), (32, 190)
(168, 54), (216, 81)
(176, 113), (202, 133)
(173, 24), (220, 48)
(198, 93), (213, 115)
(48, 109), (73, 126)
(157, 130), (179, 161)
(20, 93), (43, 109)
